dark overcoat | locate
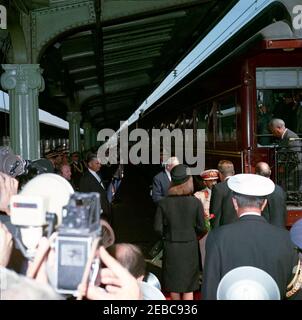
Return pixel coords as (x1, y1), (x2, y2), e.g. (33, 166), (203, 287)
(154, 195), (205, 292)
(210, 180), (237, 228)
(79, 171), (111, 222)
(262, 184), (287, 228)
(202, 215), (299, 300)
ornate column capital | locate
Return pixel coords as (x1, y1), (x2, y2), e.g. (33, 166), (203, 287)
(1, 64), (44, 94)
(67, 111), (82, 124)
(83, 121), (92, 130)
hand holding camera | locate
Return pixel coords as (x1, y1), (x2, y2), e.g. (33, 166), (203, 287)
(0, 172), (18, 215)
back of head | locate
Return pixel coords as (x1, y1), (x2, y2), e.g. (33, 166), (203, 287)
(86, 152), (97, 163)
(0, 267), (62, 300)
(217, 160), (235, 178)
(165, 157), (180, 172)
(255, 162), (271, 178)
(227, 174), (275, 210)
(107, 243), (146, 279)
(269, 118), (285, 130)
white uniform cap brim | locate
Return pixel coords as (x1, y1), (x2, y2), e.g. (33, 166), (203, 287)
(227, 174), (275, 196)
(217, 266), (280, 300)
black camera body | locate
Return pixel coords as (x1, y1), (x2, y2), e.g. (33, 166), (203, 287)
(0, 146), (29, 177)
(54, 192), (102, 295)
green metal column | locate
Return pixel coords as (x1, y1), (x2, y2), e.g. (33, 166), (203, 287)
(91, 127), (98, 149)
(67, 111), (82, 153)
(1, 64), (44, 160)
(83, 121), (92, 151)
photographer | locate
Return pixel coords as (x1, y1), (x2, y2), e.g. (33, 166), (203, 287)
(78, 246), (142, 300)
(28, 237), (142, 300)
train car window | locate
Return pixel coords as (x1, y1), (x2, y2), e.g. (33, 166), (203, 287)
(256, 68), (302, 146)
(256, 89), (302, 146)
(215, 95), (238, 142)
(196, 104), (211, 143)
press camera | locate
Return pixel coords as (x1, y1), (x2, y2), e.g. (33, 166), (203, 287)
(54, 192), (102, 295)
(0, 146), (30, 177)
(10, 174), (102, 296)
(0, 146), (54, 177)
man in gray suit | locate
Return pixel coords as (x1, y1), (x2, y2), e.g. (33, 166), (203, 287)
(269, 118), (302, 192)
(151, 157), (179, 204)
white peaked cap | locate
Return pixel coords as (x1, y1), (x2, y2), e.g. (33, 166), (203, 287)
(20, 173), (74, 225)
(227, 174), (275, 196)
(217, 266), (280, 300)
(139, 282), (166, 300)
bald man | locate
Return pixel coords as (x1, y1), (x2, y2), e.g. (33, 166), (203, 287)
(269, 118), (301, 151)
(269, 118), (302, 192)
(255, 162), (287, 228)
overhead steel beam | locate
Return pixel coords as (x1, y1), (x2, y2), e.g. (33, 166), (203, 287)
(69, 65), (97, 74)
(62, 51), (94, 61)
(103, 22), (174, 39)
(102, 10), (186, 31)
(104, 52), (161, 67)
(103, 34), (171, 52)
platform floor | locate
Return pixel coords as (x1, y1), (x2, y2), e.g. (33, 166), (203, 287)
(110, 164), (163, 280)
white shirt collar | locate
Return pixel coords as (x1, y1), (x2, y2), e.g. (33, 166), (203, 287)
(239, 211), (261, 218)
(281, 128), (288, 139)
(88, 168), (101, 183)
(165, 169), (171, 181)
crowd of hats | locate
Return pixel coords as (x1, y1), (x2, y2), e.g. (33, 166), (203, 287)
(44, 146), (69, 159)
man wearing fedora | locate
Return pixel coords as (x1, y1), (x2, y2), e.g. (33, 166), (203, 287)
(202, 174), (300, 300)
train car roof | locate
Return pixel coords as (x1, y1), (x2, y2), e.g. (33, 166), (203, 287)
(135, 0), (301, 123)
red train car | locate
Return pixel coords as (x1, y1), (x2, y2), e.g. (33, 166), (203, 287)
(138, 1), (302, 226)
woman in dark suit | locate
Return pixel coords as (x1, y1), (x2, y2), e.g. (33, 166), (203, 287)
(154, 164), (205, 300)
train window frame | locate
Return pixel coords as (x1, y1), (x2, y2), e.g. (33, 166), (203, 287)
(196, 102), (212, 146)
(214, 94), (239, 145)
(256, 68), (302, 147)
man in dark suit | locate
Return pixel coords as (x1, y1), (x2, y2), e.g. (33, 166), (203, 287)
(202, 174), (300, 300)
(151, 157), (179, 204)
(255, 161), (286, 228)
(210, 160), (236, 228)
(269, 118), (301, 150)
(79, 153), (111, 223)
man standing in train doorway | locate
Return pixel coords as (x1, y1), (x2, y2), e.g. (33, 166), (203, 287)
(269, 118), (302, 194)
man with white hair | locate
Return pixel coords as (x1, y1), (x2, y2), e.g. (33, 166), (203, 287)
(269, 118), (302, 192)
(202, 174), (300, 300)
(269, 118), (301, 150)
(151, 156), (180, 204)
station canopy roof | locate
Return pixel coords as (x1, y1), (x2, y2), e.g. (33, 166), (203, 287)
(1, 0), (238, 130)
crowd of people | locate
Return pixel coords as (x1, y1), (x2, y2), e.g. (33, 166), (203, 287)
(0, 117), (302, 300)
